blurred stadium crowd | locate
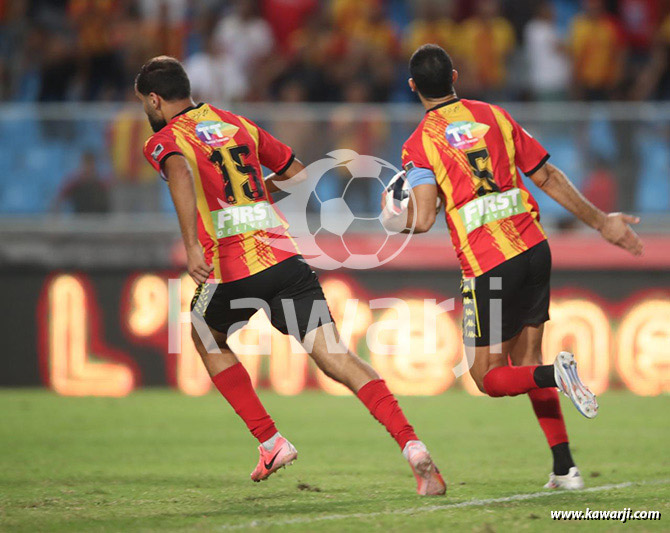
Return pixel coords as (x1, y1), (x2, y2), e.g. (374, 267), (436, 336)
(0, 0), (668, 221)
(1, 0), (669, 103)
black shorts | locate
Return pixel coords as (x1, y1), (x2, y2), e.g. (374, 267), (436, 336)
(191, 255), (333, 340)
(462, 240), (551, 347)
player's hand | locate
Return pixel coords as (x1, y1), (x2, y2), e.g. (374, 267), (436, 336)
(186, 245), (214, 284)
(599, 213), (643, 256)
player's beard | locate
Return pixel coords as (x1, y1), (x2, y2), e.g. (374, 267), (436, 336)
(147, 112), (167, 133)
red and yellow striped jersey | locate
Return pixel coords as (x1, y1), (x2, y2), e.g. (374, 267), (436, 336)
(401, 98), (549, 277)
(143, 103), (299, 283)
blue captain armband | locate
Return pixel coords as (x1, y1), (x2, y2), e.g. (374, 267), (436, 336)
(406, 166), (437, 188)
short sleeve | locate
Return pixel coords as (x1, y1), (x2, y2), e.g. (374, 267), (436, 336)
(239, 117), (294, 174)
(401, 133), (432, 169)
(401, 132), (436, 187)
(499, 109), (550, 176)
(143, 132), (183, 179)
(258, 126), (294, 173)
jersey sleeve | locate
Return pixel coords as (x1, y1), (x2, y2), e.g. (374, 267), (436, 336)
(242, 118), (294, 174)
(143, 132), (183, 180)
(499, 108), (550, 176)
(401, 133), (437, 188)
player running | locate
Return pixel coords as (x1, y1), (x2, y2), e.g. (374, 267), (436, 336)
(136, 56), (445, 496)
(382, 45), (643, 490)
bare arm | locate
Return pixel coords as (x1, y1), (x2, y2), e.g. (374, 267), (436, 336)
(531, 162), (643, 256)
(264, 158), (307, 194)
(381, 183), (438, 234)
(164, 155), (214, 284)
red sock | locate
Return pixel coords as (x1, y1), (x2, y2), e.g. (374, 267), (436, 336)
(356, 379), (418, 450)
(211, 363), (277, 443)
(482, 365), (540, 397)
(528, 388), (569, 447)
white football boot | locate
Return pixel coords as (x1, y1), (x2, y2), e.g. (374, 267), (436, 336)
(553, 351), (598, 419)
(544, 466), (585, 490)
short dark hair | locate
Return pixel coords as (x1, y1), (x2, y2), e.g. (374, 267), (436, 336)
(135, 56), (191, 100)
(409, 44), (454, 99)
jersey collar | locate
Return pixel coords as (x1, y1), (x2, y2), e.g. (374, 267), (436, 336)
(426, 97), (460, 113)
(173, 102), (205, 119)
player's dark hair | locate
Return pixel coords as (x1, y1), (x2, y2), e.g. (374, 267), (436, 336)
(135, 56), (191, 101)
(409, 44), (454, 99)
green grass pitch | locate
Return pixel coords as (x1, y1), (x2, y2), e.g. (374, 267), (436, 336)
(1, 389), (668, 532)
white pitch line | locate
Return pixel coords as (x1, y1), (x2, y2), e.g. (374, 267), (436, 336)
(219, 479), (670, 530)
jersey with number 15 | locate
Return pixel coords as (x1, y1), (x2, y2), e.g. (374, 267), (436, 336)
(143, 103), (299, 283)
(401, 98), (550, 277)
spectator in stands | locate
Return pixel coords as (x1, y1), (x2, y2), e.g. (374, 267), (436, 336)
(4, 0), (670, 106)
(68, 0), (124, 100)
(619, 0), (660, 98)
(114, 3), (163, 89)
(52, 151), (110, 214)
(331, 0), (378, 34)
(568, 0), (625, 100)
(213, 0), (274, 97)
(185, 32), (248, 104)
(0, 0), (32, 100)
(632, 11), (670, 100)
(278, 7), (344, 101)
(403, 0), (458, 59)
(261, 0), (317, 54)
(346, 1), (398, 59)
(458, 0), (516, 100)
(329, 2), (397, 103)
(524, 1), (570, 101)
(619, 0), (659, 65)
(138, 0), (188, 60)
(37, 31), (77, 102)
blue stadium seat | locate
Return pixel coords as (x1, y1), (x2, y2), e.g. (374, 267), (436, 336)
(587, 115), (617, 161)
(75, 120), (107, 152)
(635, 130), (670, 212)
(0, 170), (46, 213)
(0, 147), (13, 175)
